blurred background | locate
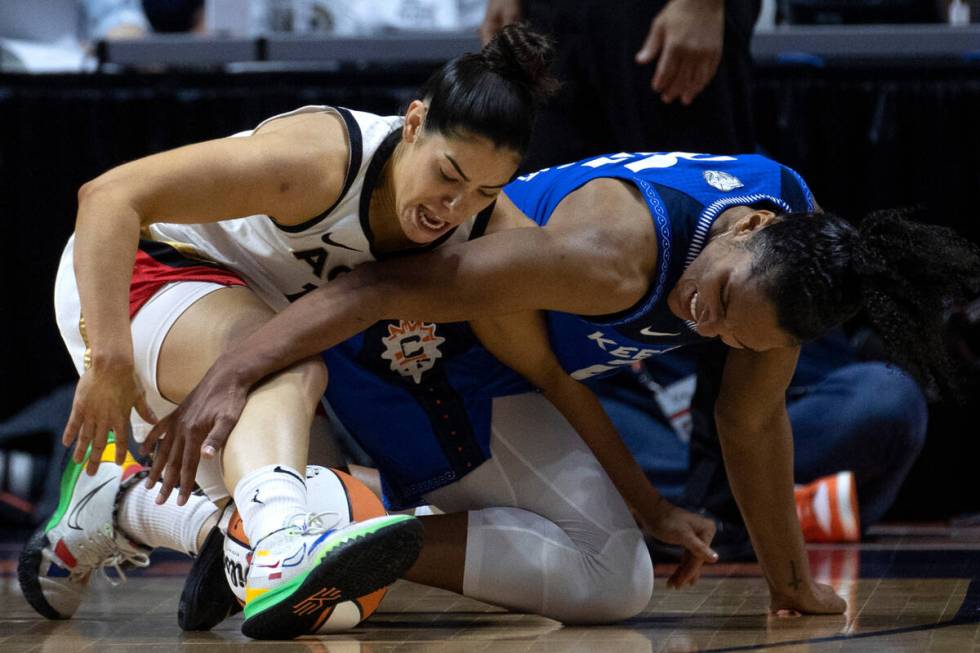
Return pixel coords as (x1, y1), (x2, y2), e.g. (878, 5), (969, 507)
(1, 0), (978, 534)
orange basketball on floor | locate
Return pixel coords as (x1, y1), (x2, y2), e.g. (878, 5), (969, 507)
(222, 465), (390, 632)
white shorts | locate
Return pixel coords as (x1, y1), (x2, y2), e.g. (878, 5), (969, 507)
(54, 235), (233, 499)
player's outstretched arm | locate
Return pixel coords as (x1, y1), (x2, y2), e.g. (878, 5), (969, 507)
(143, 220), (648, 488)
(716, 346), (847, 616)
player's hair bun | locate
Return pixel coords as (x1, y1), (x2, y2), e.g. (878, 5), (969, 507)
(418, 23), (557, 153)
(480, 23), (559, 105)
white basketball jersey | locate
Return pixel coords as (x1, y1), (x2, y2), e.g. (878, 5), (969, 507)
(147, 105), (479, 311)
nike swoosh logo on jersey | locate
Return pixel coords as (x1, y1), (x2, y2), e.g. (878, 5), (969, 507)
(321, 231), (360, 252)
(639, 326), (681, 337)
(66, 478), (116, 530)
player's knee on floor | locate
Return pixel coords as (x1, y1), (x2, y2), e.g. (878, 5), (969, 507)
(542, 530), (653, 624)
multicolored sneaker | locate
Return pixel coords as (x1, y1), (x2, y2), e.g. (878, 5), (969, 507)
(795, 471), (861, 543)
(18, 436), (151, 619)
(241, 513), (422, 640)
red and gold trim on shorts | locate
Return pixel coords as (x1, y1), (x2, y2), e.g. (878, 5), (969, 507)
(75, 239), (247, 366)
(129, 239), (246, 318)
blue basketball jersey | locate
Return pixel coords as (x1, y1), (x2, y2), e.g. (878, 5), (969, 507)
(504, 151), (815, 380)
(325, 152), (815, 508)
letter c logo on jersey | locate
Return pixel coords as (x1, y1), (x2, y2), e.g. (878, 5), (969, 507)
(380, 320), (446, 384)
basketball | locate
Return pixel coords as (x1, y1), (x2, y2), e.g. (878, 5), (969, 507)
(222, 465), (390, 632)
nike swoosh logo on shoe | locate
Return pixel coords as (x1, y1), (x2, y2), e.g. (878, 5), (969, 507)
(66, 478), (115, 530)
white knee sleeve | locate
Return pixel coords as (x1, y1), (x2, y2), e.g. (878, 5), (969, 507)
(463, 507), (653, 624)
(425, 394), (655, 623)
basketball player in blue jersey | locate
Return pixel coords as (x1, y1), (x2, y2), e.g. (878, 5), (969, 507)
(151, 149), (980, 627)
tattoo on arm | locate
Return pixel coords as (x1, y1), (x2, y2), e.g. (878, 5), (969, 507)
(788, 560), (803, 591)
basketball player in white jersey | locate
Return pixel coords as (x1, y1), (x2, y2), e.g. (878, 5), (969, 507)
(20, 24), (562, 640)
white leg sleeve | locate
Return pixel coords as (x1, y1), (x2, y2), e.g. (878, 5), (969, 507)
(424, 394), (653, 624)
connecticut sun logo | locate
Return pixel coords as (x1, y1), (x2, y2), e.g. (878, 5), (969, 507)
(380, 320), (446, 383)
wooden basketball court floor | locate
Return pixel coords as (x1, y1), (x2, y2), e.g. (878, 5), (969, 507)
(1, 524), (978, 652)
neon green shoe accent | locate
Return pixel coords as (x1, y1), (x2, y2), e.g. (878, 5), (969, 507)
(242, 515), (414, 620)
(44, 431), (117, 533)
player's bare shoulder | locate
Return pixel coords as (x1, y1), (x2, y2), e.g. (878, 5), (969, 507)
(249, 110), (351, 225)
(551, 177), (659, 269)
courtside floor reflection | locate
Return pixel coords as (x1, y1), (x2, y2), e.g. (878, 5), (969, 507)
(1, 525), (977, 652)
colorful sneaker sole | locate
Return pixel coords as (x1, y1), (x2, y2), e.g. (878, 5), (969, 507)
(18, 434), (145, 621)
(241, 515), (423, 640)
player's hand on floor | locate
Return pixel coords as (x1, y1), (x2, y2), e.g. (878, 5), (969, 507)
(635, 0), (724, 105)
(770, 581), (847, 616)
(63, 363), (156, 475)
(140, 362), (247, 506)
(642, 502), (719, 588)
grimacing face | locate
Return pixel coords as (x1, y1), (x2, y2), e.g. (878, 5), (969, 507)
(393, 101), (521, 244)
(666, 213), (797, 352)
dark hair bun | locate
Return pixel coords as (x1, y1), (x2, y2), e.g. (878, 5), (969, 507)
(418, 23), (557, 152)
(480, 23), (559, 104)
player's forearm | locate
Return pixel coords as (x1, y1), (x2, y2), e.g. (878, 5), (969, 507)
(73, 183), (142, 369)
(215, 228), (634, 387)
(215, 267), (388, 386)
(717, 411), (814, 598)
(214, 254), (498, 387)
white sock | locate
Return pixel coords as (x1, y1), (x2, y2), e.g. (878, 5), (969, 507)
(232, 464), (308, 545)
(117, 482), (219, 556)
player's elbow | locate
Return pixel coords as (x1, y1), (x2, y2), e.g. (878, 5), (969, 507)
(77, 175), (113, 208)
(77, 173), (147, 227)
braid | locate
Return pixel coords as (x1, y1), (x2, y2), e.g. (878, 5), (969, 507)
(752, 208), (980, 398)
(852, 209), (980, 396)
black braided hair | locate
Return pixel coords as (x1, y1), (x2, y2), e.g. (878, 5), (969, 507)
(419, 23), (558, 154)
(748, 209), (980, 396)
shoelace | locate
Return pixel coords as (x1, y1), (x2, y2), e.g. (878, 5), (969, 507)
(250, 510), (346, 554)
(287, 511), (342, 537)
(70, 523), (151, 587)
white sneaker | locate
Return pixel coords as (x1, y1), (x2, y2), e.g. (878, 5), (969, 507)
(18, 437), (151, 619)
(241, 513), (422, 639)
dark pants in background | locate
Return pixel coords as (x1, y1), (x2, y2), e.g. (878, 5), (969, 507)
(521, 0), (761, 174)
(594, 332), (929, 533)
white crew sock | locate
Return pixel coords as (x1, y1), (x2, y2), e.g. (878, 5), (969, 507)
(232, 464), (308, 545)
(117, 482), (219, 556)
